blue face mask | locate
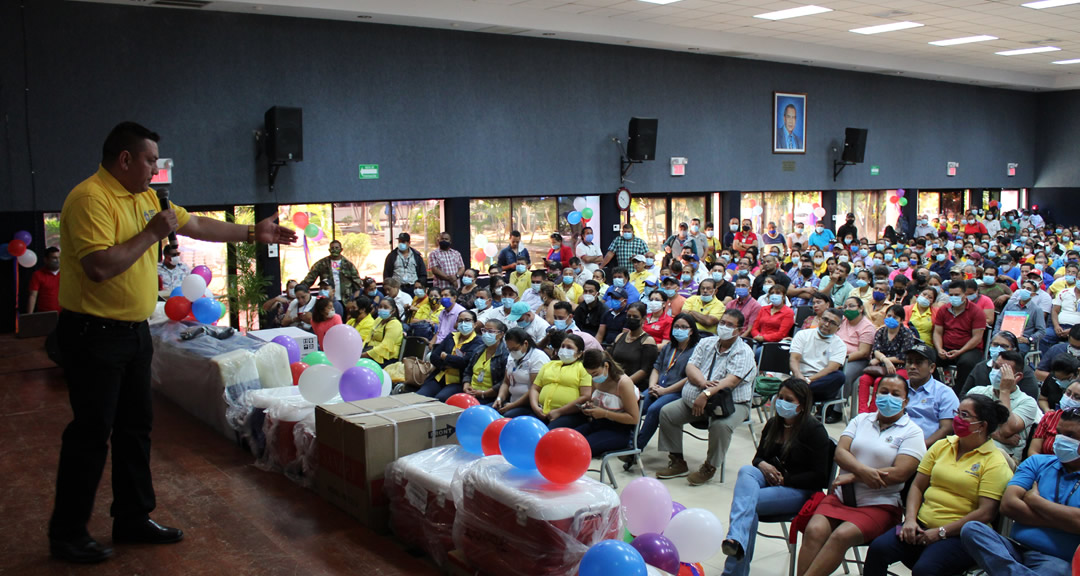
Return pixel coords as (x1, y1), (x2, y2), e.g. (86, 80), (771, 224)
(712, 272), (723, 282)
(855, 279), (869, 288)
(872, 258), (882, 266)
(883, 317), (900, 329)
(462, 276), (474, 286)
(458, 321), (474, 335)
(1068, 275), (1077, 285)
(516, 264), (526, 273)
(663, 288), (677, 298)
(378, 309), (391, 319)
(671, 328), (690, 342)
(441, 297), (453, 308)
(735, 287), (749, 299)
(613, 278), (626, 288)
(859, 249), (869, 257)
(681, 274), (692, 283)
(987, 345), (1004, 361)
(917, 296), (931, 308)
(936, 254), (947, 262)
(319, 290), (330, 298)
(645, 258), (655, 267)
(701, 294), (714, 303)
(1016, 289), (1032, 301)
(367, 290), (377, 297)
(982, 275), (995, 285)
(1054, 434), (1080, 464)
(474, 298), (487, 310)
(876, 244), (885, 252)
(990, 368), (1002, 390)
(622, 232), (633, 241)
(502, 299), (514, 309)
(554, 318), (568, 331)
(398, 242), (409, 252)
(481, 332), (497, 347)
(775, 398), (799, 419)
(518, 318), (532, 328)
(563, 275), (574, 284)
(591, 371), (608, 385)
(949, 295), (965, 307)
(876, 394), (904, 418)
(769, 294), (784, 306)
(585, 234), (594, 243)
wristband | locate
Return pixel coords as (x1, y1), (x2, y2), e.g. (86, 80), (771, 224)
(247, 225), (256, 243)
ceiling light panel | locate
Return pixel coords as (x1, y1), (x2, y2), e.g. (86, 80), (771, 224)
(1052, 58), (1080, 64)
(850, 21), (924, 35)
(1021, 0), (1080, 9)
(753, 5), (833, 21)
(996, 46), (1061, 55)
(929, 35), (998, 46)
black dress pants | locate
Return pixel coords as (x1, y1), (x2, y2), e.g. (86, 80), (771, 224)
(49, 312), (156, 540)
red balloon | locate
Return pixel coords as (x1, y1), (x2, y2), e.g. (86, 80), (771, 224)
(164, 296), (192, 322)
(748, 199), (757, 208)
(989, 200), (999, 208)
(447, 393), (480, 409)
(473, 249), (487, 263)
(6, 239), (26, 258)
(678, 562), (706, 576)
(888, 195), (900, 204)
(534, 427), (591, 484)
(290, 362), (309, 386)
(292, 212), (309, 228)
(481, 417), (511, 456)
(812, 203), (820, 209)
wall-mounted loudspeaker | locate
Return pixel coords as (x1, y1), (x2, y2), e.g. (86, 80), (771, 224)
(627, 117), (658, 161)
(265, 106), (303, 162)
(841, 127), (867, 164)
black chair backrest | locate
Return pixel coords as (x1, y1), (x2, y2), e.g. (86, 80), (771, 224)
(402, 336), (429, 360)
(759, 342), (792, 374)
(794, 306), (815, 330)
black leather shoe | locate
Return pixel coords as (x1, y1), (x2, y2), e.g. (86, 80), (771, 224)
(49, 535), (113, 564)
(112, 518), (184, 544)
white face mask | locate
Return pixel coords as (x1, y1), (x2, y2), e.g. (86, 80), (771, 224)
(646, 300), (663, 314)
(583, 293), (596, 304)
(715, 325), (736, 340)
(169, 256), (180, 266)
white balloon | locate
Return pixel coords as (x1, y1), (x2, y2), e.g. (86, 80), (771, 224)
(813, 207), (826, 218)
(17, 250), (37, 268)
(380, 369), (392, 397)
(298, 364), (343, 405)
(475, 234), (488, 249)
(663, 507), (724, 564)
(573, 197), (587, 211)
(181, 274), (207, 302)
(483, 243), (498, 258)
(323, 324), (364, 369)
(204, 287), (214, 298)
(753, 206), (764, 216)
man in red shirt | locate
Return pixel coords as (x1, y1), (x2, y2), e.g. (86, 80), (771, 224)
(932, 282), (987, 393)
(733, 219), (757, 258)
(962, 211), (988, 237)
(28, 247), (61, 313)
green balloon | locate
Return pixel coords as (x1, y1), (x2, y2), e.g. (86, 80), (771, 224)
(581, 207), (594, 219)
(355, 358), (384, 379)
(899, 197), (909, 207)
(304, 223), (319, 238)
(303, 351), (331, 366)
(622, 527), (634, 544)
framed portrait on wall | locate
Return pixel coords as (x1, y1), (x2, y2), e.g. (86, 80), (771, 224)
(773, 92), (806, 154)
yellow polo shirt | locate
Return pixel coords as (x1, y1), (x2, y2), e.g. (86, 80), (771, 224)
(630, 270), (650, 294)
(60, 166), (191, 322)
(909, 304), (935, 344)
(916, 436), (1012, 529)
(536, 360), (591, 412)
(681, 295), (726, 334)
(1049, 277), (1075, 298)
(510, 271), (533, 297)
(556, 281), (582, 305)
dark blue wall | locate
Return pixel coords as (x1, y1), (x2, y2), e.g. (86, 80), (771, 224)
(1035, 90), (1080, 188)
(0, 0), (1043, 213)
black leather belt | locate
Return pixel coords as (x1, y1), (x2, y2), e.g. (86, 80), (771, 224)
(62, 310), (146, 330)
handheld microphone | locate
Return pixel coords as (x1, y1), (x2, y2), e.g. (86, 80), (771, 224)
(156, 188), (178, 246)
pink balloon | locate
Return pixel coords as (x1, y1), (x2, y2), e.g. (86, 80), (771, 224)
(192, 265), (212, 284)
(620, 477), (673, 536)
(314, 228), (325, 243)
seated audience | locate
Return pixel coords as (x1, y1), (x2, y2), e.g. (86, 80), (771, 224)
(1029, 379), (1080, 458)
(789, 308), (848, 414)
(576, 350), (640, 457)
(461, 319), (509, 404)
(965, 349), (1040, 462)
(610, 302), (659, 391)
(362, 298), (403, 366)
(529, 333), (591, 429)
(857, 304), (916, 414)
(417, 310), (484, 401)
(932, 282), (987, 392)
(310, 297), (342, 349)
(494, 328), (547, 418)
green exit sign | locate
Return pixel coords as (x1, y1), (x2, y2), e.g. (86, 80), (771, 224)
(870, 165), (880, 176)
(359, 164), (379, 180)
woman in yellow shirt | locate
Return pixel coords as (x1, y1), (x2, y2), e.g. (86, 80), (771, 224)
(362, 298), (403, 367)
(417, 310), (485, 401)
(529, 333), (592, 430)
(904, 287), (939, 345)
(462, 319), (509, 404)
(345, 297), (375, 343)
(407, 286), (442, 340)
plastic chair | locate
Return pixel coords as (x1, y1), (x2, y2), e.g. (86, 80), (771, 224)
(756, 437), (838, 576)
(595, 396), (647, 490)
(754, 342), (792, 423)
(793, 306), (815, 334)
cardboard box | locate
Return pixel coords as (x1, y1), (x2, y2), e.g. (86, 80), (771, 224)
(248, 326), (318, 354)
(316, 393), (462, 531)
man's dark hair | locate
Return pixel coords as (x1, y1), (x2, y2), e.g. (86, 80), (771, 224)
(1069, 324), (1080, 341)
(102, 121), (159, 165)
(1051, 353), (1080, 375)
(164, 244), (179, 254)
(583, 280), (600, 292)
(510, 230), (521, 238)
(722, 309), (745, 329)
(998, 350), (1025, 372)
(45, 246), (60, 256)
(553, 301), (573, 316)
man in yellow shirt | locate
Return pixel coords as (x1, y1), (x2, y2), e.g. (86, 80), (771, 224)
(1048, 262), (1078, 298)
(681, 278), (726, 334)
(509, 255), (532, 296)
(630, 254), (651, 294)
(50, 122), (296, 564)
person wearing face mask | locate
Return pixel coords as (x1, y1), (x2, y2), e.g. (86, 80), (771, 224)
(610, 302), (659, 391)
(600, 223), (649, 270)
(928, 247), (953, 278)
(788, 224), (807, 253)
(751, 284), (794, 349)
(360, 277), (383, 306)
(834, 297), (876, 420)
(749, 253), (791, 300)
(544, 232), (573, 269)
(864, 279), (893, 328)
(156, 243), (188, 295)
(573, 226), (603, 275)
(1032, 377), (1080, 458)
(576, 350), (641, 457)
(724, 276), (761, 340)
(345, 296), (375, 343)
(303, 239), (362, 302)
(847, 268), (875, 310)
(932, 283), (987, 392)
(857, 304), (916, 414)
(1045, 266), (1080, 350)
(861, 393), (1011, 576)
(595, 287), (630, 346)
(965, 350), (1039, 462)
(383, 232), (427, 287)
(456, 268), (480, 310)
(964, 409), (1080, 575)
(681, 278), (726, 335)
(497, 230), (530, 280)
(317, 281), (345, 317)
(565, 256), (590, 287)
(494, 329), (545, 417)
(362, 299), (404, 366)
(960, 331), (1039, 399)
(417, 311), (485, 401)
(789, 308), (848, 406)
(541, 301), (602, 350)
(641, 292), (673, 345)
(659, 276), (687, 316)
(663, 222), (694, 259)
(460, 319), (509, 404)
(762, 221), (786, 256)
(836, 213), (859, 243)
(787, 257), (821, 308)
(994, 283), (1045, 356)
(427, 231), (464, 290)
(656, 310), (756, 486)
(431, 287), (467, 346)
(378, 277), (412, 322)
(506, 301), (550, 345)
(262, 279), (299, 328)
(904, 287), (941, 345)
(508, 255), (533, 296)
(806, 221), (836, 251)
(1037, 352), (1080, 417)
(733, 219), (757, 258)
(309, 296), (343, 350)
(914, 215), (938, 239)
(282, 283), (317, 331)
(530, 334), (592, 429)
(571, 280), (608, 337)
(797, 374), (926, 576)
(721, 378), (831, 576)
(406, 286), (442, 341)
(629, 254), (651, 295)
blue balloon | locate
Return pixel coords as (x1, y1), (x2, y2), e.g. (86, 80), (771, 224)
(567, 211), (582, 225)
(579, 540), (647, 576)
(192, 297), (218, 324)
(499, 416), (548, 470)
(0, 243), (11, 261)
(457, 405), (500, 455)
(170, 286), (184, 298)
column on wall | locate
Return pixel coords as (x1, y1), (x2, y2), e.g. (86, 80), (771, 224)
(254, 203), (281, 302)
(822, 190), (838, 232)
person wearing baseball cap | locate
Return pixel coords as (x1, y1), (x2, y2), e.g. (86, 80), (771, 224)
(631, 254), (650, 294)
(902, 341), (960, 447)
(383, 231), (427, 286)
(507, 301), (549, 343)
(596, 287), (629, 346)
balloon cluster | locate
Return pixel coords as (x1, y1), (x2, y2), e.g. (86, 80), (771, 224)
(795, 202), (827, 226)
(0, 230), (38, 268)
(164, 266), (224, 324)
(888, 189), (909, 207)
(270, 327), (391, 404)
(292, 212), (325, 241)
(567, 196), (594, 226)
(455, 408), (592, 485)
(746, 198), (764, 218)
(472, 234), (499, 267)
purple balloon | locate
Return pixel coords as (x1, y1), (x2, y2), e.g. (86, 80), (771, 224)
(13, 230), (32, 246)
(897, 188), (906, 197)
(271, 335), (301, 364)
(192, 265), (212, 284)
(313, 228), (325, 243)
(630, 533), (681, 575)
(339, 366), (381, 401)
(671, 501), (686, 519)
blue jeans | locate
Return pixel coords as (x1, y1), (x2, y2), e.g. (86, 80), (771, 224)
(636, 392), (681, 449)
(722, 465), (814, 576)
(961, 522), (1071, 576)
(575, 419), (634, 458)
(864, 524), (975, 576)
(1043, 324), (1073, 350)
(501, 405), (533, 419)
(810, 370), (846, 404)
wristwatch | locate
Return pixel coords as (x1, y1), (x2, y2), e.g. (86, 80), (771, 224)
(938, 527), (947, 540)
(703, 389), (713, 398)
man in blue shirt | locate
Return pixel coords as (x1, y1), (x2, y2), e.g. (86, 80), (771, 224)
(929, 246), (953, 277)
(961, 409), (1080, 575)
(807, 224), (834, 250)
(903, 343), (959, 447)
(776, 104), (801, 149)
(496, 230), (530, 281)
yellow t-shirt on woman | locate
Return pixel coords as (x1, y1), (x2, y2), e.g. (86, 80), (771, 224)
(535, 360), (592, 413)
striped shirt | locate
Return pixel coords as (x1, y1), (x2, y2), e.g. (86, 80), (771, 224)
(682, 335), (756, 406)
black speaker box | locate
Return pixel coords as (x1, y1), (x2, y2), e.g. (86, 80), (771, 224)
(842, 127), (867, 164)
(627, 117), (658, 161)
(265, 106), (303, 162)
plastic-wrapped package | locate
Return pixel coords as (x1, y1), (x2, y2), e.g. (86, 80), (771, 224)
(451, 456), (622, 576)
(253, 341), (291, 389)
(293, 411), (318, 486)
(385, 445), (481, 567)
(242, 388), (304, 459)
(260, 393), (316, 479)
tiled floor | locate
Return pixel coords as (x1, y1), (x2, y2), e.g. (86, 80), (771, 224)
(2, 333), (911, 575)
